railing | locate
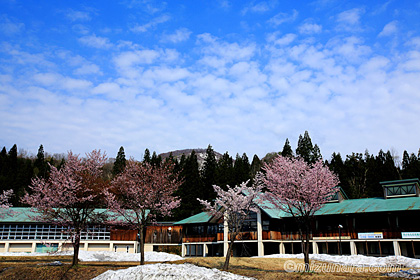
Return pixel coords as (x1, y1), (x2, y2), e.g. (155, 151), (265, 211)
(182, 235), (217, 243)
(263, 229), (406, 241)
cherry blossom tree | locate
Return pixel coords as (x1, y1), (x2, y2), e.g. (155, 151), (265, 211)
(198, 181), (263, 271)
(105, 159), (181, 265)
(22, 150), (109, 266)
(0, 189), (13, 219)
(259, 156), (339, 271)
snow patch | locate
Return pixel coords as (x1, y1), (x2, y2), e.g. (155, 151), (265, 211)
(0, 251), (183, 262)
(253, 253), (420, 268)
(78, 251), (184, 262)
(91, 263), (255, 280)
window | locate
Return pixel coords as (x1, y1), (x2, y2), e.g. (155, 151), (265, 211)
(242, 212), (257, 232)
(0, 224), (110, 240)
(386, 185), (416, 197)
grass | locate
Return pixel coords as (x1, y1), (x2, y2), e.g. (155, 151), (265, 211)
(0, 255), (404, 279)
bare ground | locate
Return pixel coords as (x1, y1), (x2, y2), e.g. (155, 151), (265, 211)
(0, 255), (404, 280)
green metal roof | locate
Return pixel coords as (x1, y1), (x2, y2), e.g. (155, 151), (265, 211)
(0, 208), (140, 223)
(0, 207), (38, 222)
(174, 212), (213, 225)
(380, 178), (420, 186)
(260, 196), (420, 219)
(175, 195), (420, 224)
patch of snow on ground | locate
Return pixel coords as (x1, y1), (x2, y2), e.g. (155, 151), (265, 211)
(78, 251), (184, 262)
(254, 253), (420, 268)
(91, 263), (255, 280)
(0, 251), (183, 262)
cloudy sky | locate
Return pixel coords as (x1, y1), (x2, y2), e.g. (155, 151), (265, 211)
(1, 0), (420, 161)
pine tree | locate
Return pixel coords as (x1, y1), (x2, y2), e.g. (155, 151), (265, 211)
(296, 131), (314, 163)
(327, 152), (349, 196)
(233, 153), (251, 186)
(173, 151), (204, 220)
(143, 149), (151, 163)
(216, 152), (235, 190)
(401, 150), (420, 179)
(150, 151), (162, 167)
(295, 131), (323, 164)
(250, 154), (262, 179)
(112, 146), (126, 176)
(201, 145), (218, 202)
(34, 144), (47, 178)
(312, 144), (322, 163)
(344, 153), (367, 198)
(402, 151), (410, 171)
(281, 138), (293, 157)
(0, 147), (8, 193)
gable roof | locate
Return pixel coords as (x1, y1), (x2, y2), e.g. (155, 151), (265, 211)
(174, 212), (213, 225)
(259, 196), (420, 219)
(175, 195), (420, 224)
(0, 208), (143, 223)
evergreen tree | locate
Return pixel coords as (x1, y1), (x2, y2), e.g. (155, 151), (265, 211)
(34, 144), (47, 178)
(8, 144), (18, 172)
(143, 149), (151, 163)
(233, 153), (251, 186)
(344, 153), (367, 198)
(165, 152), (175, 164)
(250, 154), (262, 179)
(312, 144), (322, 163)
(327, 152), (349, 196)
(281, 138), (293, 157)
(401, 150), (420, 179)
(112, 146), (126, 176)
(201, 145), (218, 202)
(296, 131), (314, 163)
(402, 151), (410, 171)
(173, 151), (204, 220)
(0, 147), (8, 193)
(150, 151), (162, 167)
(216, 152), (235, 190)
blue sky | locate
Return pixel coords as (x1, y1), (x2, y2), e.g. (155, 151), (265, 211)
(1, 0), (420, 161)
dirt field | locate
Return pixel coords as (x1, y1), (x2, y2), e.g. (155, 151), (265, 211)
(0, 255), (403, 279)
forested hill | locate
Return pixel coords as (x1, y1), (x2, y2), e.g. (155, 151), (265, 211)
(159, 148), (222, 167)
(1, 131), (420, 219)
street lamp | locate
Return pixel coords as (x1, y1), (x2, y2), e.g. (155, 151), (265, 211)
(168, 227), (172, 242)
(338, 224), (343, 255)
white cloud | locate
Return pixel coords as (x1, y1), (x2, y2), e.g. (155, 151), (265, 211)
(197, 33), (256, 65)
(2, 6), (420, 162)
(79, 34), (113, 49)
(268, 9), (298, 26)
(218, 0), (231, 9)
(32, 73), (92, 91)
(0, 15), (24, 35)
(125, 0), (167, 14)
(336, 8), (365, 31)
(241, 1), (276, 15)
(66, 9), (91, 22)
(299, 23), (322, 34)
(378, 20), (398, 37)
(74, 63), (101, 75)
(267, 33), (297, 46)
(161, 28), (192, 43)
(114, 50), (160, 68)
(407, 37), (420, 49)
(130, 15), (170, 33)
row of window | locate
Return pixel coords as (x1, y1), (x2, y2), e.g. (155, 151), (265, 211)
(0, 224), (110, 240)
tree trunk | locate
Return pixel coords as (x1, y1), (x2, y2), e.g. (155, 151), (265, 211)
(223, 232), (236, 271)
(303, 222), (311, 272)
(139, 224), (145, 265)
(72, 233), (81, 266)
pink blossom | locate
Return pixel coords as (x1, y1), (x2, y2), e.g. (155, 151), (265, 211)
(105, 159), (181, 265)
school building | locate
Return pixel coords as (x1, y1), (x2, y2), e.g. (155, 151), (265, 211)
(1, 178), (420, 259)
